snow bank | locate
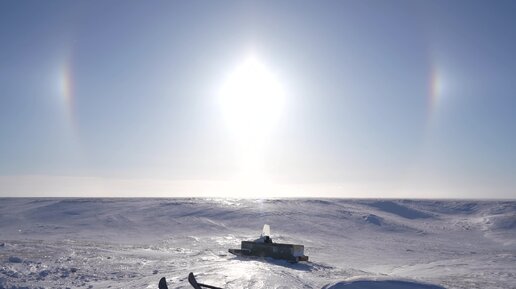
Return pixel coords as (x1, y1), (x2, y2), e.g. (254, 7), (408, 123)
(323, 278), (445, 289)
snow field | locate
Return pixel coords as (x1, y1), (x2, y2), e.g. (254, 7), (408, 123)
(0, 198), (514, 289)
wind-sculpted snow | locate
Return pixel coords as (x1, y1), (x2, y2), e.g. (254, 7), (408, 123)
(0, 198), (515, 289)
(364, 201), (433, 219)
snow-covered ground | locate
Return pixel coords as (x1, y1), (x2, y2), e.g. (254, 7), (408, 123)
(0, 198), (514, 289)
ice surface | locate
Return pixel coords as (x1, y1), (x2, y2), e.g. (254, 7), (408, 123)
(0, 198), (515, 289)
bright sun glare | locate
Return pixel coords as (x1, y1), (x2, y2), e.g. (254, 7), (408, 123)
(218, 54), (286, 195)
(219, 55), (286, 139)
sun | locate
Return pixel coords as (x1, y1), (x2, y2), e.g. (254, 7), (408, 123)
(219, 55), (286, 139)
(218, 54), (287, 193)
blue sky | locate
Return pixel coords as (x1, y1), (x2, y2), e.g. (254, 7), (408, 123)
(1, 0), (515, 198)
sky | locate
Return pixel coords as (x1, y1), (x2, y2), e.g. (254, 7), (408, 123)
(1, 0), (515, 198)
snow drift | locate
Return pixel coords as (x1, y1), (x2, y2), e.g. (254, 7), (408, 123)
(323, 279), (446, 289)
